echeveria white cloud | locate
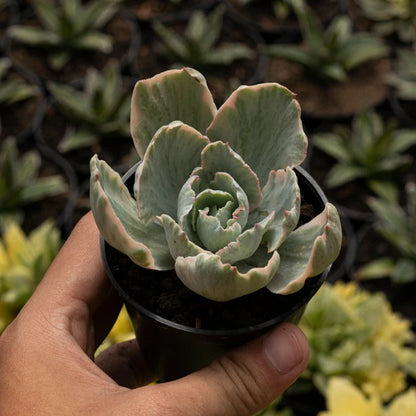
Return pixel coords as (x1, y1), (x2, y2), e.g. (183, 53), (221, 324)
(90, 68), (342, 301)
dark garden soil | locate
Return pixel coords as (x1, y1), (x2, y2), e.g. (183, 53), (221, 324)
(389, 91), (416, 127)
(125, 0), (216, 22)
(266, 57), (391, 119)
(0, 93), (41, 141)
(226, 0), (343, 38)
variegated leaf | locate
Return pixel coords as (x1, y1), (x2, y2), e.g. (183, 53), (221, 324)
(90, 155), (173, 270)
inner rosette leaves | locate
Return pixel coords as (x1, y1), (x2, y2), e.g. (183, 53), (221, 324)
(179, 171), (250, 252)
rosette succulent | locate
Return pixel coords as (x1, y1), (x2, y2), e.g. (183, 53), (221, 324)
(90, 68), (342, 301)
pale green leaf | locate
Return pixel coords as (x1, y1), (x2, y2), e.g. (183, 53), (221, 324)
(136, 122), (209, 222)
(158, 214), (208, 260)
(258, 168), (300, 251)
(130, 68), (216, 158)
(200, 141), (261, 209)
(175, 251), (280, 301)
(89, 156), (173, 270)
(268, 203), (342, 295)
(206, 83), (308, 186)
(216, 212), (275, 265)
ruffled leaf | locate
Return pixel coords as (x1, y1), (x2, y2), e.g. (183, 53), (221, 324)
(136, 122), (209, 222)
(209, 172), (249, 228)
(216, 212), (275, 265)
(158, 214), (208, 260)
(130, 68), (216, 158)
(206, 83), (308, 186)
(267, 203), (342, 295)
(177, 174), (202, 244)
(175, 251), (280, 301)
(259, 168), (300, 251)
(90, 155), (173, 270)
(200, 141), (261, 209)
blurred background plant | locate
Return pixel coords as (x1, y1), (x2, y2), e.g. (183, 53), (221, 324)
(357, 0), (416, 43)
(152, 5), (254, 69)
(0, 57), (38, 110)
(8, 0), (121, 70)
(298, 281), (416, 402)
(389, 47), (416, 101)
(312, 109), (416, 188)
(265, 0), (388, 83)
(0, 220), (61, 333)
(355, 182), (416, 284)
(319, 377), (416, 416)
(0, 137), (67, 226)
(47, 60), (131, 152)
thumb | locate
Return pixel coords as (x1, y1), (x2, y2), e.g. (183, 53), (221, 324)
(123, 322), (309, 416)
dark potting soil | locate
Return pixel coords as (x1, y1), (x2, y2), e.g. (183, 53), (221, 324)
(106, 197), (322, 331)
(266, 57), (390, 119)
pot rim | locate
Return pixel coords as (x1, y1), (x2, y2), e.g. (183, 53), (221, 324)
(100, 163), (330, 337)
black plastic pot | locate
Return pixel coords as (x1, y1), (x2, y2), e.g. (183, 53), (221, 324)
(100, 164), (331, 381)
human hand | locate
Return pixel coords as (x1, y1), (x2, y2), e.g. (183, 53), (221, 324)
(0, 213), (309, 416)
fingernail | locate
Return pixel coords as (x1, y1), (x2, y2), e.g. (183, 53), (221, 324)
(263, 324), (305, 375)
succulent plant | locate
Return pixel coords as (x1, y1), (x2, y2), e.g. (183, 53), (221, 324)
(0, 220), (61, 331)
(0, 137), (67, 225)
(90, 67), (342, 302)
(0, 57), (38, 107)
(299, 281), (416, 402)
(265, 0), (388, 83)
(9, 0), (121, 70)
(358, 0), (416, 43)
(47, 60), (131, 152)
(389, 47), (416, 101)
(320, 377), (416, 416)
(312, 109), (416, 188)
(356, 182), (416, 284)
(152, 5), (254, 69)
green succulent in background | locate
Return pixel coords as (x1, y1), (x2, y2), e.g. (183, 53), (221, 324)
(47, 60), (131, 152)
(312, 109), (416, 188)
(0, 137), (67, 225)
(0, 220), (61, 332)
(8, 0), (121, 70)
(358, 0), (416, 43)
(0, 57), (39, 106)
(389, 48), (416, 101)
(299, 281), (416, 402)
(152, 5), (255, 69)
(356, 182), (416, 284)
(90, 67), (342, 302)
(265, 0), (389, 83)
